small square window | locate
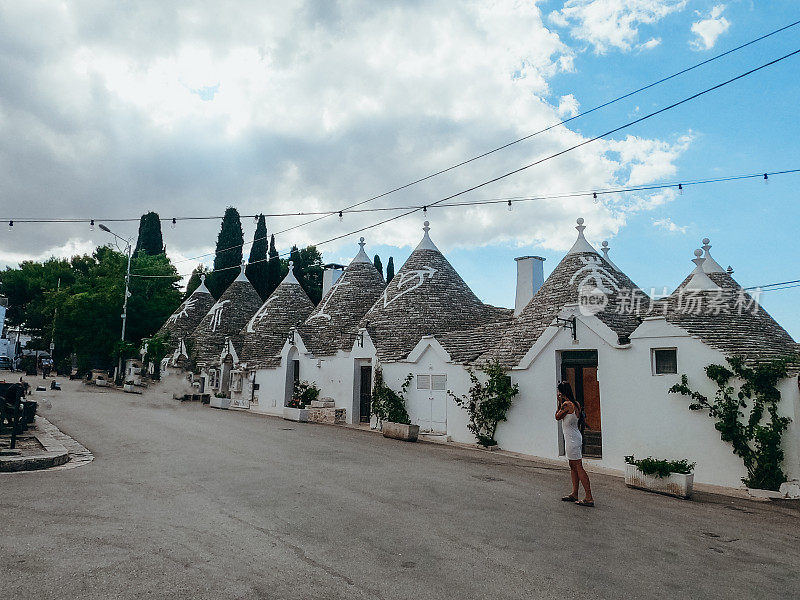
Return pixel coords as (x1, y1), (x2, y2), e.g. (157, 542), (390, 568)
(431, 375), (447, 390)
(653, 348), (677, 375)
(417, 375), (430, 390)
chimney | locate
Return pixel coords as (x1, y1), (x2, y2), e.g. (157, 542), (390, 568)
(514, 256), (545, 316)
(322, 264), (345, 297)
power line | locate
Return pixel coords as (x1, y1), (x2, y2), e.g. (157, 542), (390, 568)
(5, 22), (799, 241)
(158, 47), (800, 268)
(266, 19), (800, 237)
(129, 46), (800, 277)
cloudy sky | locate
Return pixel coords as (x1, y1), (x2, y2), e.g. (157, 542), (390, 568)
(1, 1), (798, 336)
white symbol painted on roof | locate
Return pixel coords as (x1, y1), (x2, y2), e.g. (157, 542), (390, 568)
(569, 256), (620, 294)
(208, 300), (230, 332)
(167, 298), (197, 324)
(246, 295), (279, 333)
(307, 274), (350, 322)
(382, 266), (437, 309)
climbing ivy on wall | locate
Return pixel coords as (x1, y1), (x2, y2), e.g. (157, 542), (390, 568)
(669, 356), (793, 491)
(450, 360), (519, 447)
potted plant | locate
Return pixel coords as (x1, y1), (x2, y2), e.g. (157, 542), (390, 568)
(283, 380), (319, 422)
(624, 455), (695, 499)
(371, 369), (418, 441)
(210, 391), (232, 409)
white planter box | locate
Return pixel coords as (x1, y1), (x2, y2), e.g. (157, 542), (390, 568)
(625, 464), (694, 499)
(210, 396), (231, 409)
(382, 422), (420, 442)
(95, 379), (107, 387)
(283, 407), (309, 422)
(123, 383), (139, 394)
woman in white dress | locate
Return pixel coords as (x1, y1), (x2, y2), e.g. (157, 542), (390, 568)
(555, 381), (594, 507)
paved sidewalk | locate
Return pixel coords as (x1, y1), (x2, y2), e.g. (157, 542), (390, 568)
(0, 416), (70, 472)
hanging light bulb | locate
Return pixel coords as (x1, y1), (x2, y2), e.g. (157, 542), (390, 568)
(507, 199), (513, 212)
(171, 217), (176, 229)
(678, 183), (683, 195)
(338, 211), (343, 222)
(763, 173), (769, 184)
(593, 192), (598, 204)
(423, 206), (427, 214)
(253, 214), (258, 223)
(90, 219), (95, 231)
(8, 220), (13, 231)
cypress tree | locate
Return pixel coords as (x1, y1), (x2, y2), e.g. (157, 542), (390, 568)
(373, 254), (383, 279)
(134, 212), (165, 256)
(265, 234), (281, 298)
(386, 257), (395, 283)
(246, 214), (269, 300)
(209, 207), (244, 296)
(184, 265), (210, 299)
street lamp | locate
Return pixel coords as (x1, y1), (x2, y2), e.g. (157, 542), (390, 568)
(99, 223), (132, 381)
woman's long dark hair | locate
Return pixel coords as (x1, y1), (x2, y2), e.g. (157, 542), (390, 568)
(558, 380), (585, 428)
(557, 381), (576, 404)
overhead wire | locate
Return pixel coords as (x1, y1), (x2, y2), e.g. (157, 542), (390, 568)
(123, 47), (800, 278)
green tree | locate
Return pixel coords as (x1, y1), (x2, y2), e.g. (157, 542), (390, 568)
(386, 257), (395, 283)
(246, 214), (269, 300)
(208, 207), (244, 296)
(281, 245), (323, 304)
(373, 255), (383, 279)
(265, 234), (281, 298)
(134, 212), (165, 256)
(184, 265), (211, 299)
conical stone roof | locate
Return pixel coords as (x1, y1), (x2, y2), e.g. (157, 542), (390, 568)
(298, 238), (385, 356)
(660, 243), (799, 369)
(482, 219), (649, 368)
(190, 267), (263, 368)
(156, 275), (215, 356)
(239, 263), (316, 369)
(360, 221), (512, 361)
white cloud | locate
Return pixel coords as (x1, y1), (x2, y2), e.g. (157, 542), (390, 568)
(557, 94), (580, 117)
(550, 0), (686, 53)
(638, 37), (661, 50)
(652, 217), (687, 233)
(0, 0), (691, 268)
(690, 5), (730, 51)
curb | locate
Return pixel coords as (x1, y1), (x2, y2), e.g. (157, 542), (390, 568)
(0, 417), (70, 472)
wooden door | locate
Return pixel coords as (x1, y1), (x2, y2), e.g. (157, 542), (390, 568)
(359, 366), (372, 423)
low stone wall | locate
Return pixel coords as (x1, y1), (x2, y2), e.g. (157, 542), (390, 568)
(308, 399), (346, 424)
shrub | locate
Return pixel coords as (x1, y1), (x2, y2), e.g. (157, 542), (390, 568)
(669, 356), (793, 491)
(450, 360), (519, 447)
(370, 368), (412, 426)
(289, 380), (320, 408)
(625, 455), (695, 478)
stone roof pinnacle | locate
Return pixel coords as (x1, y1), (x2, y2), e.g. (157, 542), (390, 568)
(684, 249), (720, 290)
(700, 237), (726, 273)
(600, 241), (620, 271)
(351, 236), (372, 264)
(414, 220), (440, 252)
(566, 218), (598, 255)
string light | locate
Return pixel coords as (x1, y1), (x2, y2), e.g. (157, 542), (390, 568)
(338, 211), (343, 222)
(763, 173), (769, 184)
(171, 217), (177, 229)
(423, 206), (427, 214)
(593, 192), (598, 203)
(507, 199), (512, 211)
(8, 220), (12, 231)
(678, 183), (683, 195)
(90, 219), (95, 231)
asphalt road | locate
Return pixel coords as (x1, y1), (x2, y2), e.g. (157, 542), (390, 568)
(2, 380), (799, 600)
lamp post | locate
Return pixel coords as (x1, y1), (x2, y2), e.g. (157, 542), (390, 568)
(99, 224), (132, 380)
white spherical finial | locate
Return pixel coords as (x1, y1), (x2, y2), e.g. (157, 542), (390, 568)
(576, 217), (584, 226)
(424, 220), (430, 228)
(200, 274), (205, 283)
(288, 260), (294, 271)
(359, 236), (365, 243)
(602, 241), (609, 248)
(702, 237), (710, 245)
(694, 249), (703, 258)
